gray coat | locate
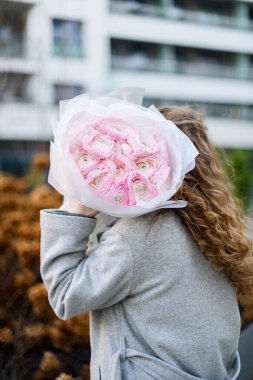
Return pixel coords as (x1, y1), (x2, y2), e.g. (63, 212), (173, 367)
(40, 209), (241, 380)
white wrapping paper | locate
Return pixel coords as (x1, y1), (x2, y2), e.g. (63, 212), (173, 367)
(49, 87), (199, 218)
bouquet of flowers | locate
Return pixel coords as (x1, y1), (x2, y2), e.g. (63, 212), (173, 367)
(49, 87), (198, 218)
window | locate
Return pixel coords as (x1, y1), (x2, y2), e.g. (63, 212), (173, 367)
(0, 7), (24, 57)
(52, 19), (83, 58)
(54, 84), (84, 104)
(0, 73), (28, 102)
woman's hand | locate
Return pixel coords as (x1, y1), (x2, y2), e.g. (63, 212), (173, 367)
(68, 200), (99, 217)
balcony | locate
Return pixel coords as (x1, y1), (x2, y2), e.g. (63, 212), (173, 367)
(0, 33), (23, 58)
(0, 33), (40, 75)
(109, 0), (253, 31)
(112, 55), (162, 72)
(0, 4), (41, 71)
(0, 72), (33, 105)
(110, 1), (164, 18)
(0, 58), (39, 77)
(142, 98), (253, 121)
(111, 55), (253, 81)
(0, 3), (37, 60)
(0, 31), (39, 74)
(175, 60), (244, 80)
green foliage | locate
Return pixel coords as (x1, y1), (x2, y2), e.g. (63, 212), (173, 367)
(217, 148), (253, 211)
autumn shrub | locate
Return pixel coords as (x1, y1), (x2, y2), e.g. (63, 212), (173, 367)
(0, 160), (91, 380)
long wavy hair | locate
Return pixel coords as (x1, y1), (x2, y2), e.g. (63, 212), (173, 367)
(159, 105), (253, 306)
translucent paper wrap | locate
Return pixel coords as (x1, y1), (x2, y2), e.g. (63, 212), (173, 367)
(49, 87), (199, 218)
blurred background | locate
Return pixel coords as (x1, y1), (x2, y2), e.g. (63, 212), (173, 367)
(0, 0), (253, 210)
(0, 0), (253, 379)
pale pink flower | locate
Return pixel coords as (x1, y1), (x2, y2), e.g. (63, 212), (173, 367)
(127, 131), (159, 156)
(114, 157), (139, 182)
(93, 118), (132, 141)
(77, 152), (100, 176)
(86, 160), (116, 195)
(105, 182), (129, 205)
(70, 142), (100, 176)
(127, 172), (156, 205)
(87, 133), (115, 158)
(139, 133), (159, 155)
(134, 156), (157, 178)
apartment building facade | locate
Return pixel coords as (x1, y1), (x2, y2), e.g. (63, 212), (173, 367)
(0, 0), (253, 173)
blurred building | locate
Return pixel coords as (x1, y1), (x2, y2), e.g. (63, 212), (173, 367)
(0, 0), (253, 173)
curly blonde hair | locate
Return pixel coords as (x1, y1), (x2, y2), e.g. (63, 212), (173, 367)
(159, 105), (253, 306)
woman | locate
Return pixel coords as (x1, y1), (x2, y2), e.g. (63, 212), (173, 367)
(40, 106), (253, 380)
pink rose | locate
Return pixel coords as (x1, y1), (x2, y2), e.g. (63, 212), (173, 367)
(105, 182), (129, 205)
(79, 129), (115, 159)
(93, 118), (132, 141)
(70, 143), (100, 176)
(127, 131), (159, 156)
(114, 157), (139, 182)
(86, 160), (116, 195)
(89, 133), (115, 158)
(134, 156), (158, 178)
(77, 152), (100, 176)
(139, 133), (159, 155)
(127, 172), (156, 205)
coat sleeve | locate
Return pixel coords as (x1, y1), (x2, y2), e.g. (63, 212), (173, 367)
(40, 209), (134, 320)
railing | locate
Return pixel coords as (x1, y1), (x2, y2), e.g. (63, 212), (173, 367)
(0, 72), (31, 103)
(52, 44), (83, 59)
(0, 41), (23, 58)
(142, 98), (253, 121)
(111, 55), (253, 79)
(0, 35), (42, 60)
(109, 1), (253, 31)
(164, 7), (252, 30)
(176, 60), (237, 79)
(111, 55), (252, 80)
(0, 93), (30, 103)
(111, 55), (165, 72)
(110, 1), (164, 17)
